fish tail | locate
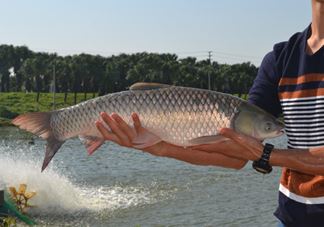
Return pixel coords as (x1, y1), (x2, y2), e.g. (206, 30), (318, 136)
(12, 112), (52, 139)
(12, 112), (64, 171)
(42, 137), (64, 171)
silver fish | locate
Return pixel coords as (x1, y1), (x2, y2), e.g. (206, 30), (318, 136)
(12, 82), (284, 171)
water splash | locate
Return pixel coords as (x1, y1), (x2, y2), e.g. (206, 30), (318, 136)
(0, 156), (80, 212)
(0, 140), (174, 219)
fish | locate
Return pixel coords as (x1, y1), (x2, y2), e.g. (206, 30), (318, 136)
(12, 82), (284, 171)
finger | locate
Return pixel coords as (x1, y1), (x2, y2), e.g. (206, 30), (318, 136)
(131, 112), (142, 133)
(100, 112), (132, 146)
(111, 113), (137, 139)
(95, 120), (120, 143)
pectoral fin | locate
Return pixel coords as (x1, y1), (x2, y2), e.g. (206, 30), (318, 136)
(188, 135), (229, 146)
(79, 136), (105, 155)
(132, 131), (162, 149)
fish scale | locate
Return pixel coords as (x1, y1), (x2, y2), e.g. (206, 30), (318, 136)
(12, 83), (284, 171)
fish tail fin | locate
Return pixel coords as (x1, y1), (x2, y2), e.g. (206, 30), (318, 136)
(42, 137), (64, 171)
(12, 112), (64, 171)
(12, 112), (52, 139)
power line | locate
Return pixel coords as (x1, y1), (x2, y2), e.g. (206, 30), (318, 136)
(211, 50), (261, 59)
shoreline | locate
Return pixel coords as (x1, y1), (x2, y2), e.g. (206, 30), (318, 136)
(0, 118), (13, 127)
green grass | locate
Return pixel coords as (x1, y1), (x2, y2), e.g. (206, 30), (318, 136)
(0, 92), (98, 126)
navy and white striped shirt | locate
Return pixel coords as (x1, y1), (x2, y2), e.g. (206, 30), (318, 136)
(249, 25), (324, 227)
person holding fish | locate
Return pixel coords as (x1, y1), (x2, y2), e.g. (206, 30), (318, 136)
(11, 0), (324, 226)
(95, 0), (324, 226)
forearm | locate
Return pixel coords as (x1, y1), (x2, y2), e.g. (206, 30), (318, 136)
(270, 148), (324, 175)
(217, 128), (324, 175)
(144, 142), (248, 170)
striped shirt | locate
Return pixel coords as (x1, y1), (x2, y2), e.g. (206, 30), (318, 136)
(249, 25), (324, 226)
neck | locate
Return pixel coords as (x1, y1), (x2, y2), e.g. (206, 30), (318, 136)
(306, 0), (324, 54)
(311, 0), (324, 39)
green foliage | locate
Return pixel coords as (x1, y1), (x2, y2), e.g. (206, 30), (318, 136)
(0, 44), (258, 96)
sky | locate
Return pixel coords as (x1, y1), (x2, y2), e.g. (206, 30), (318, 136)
(0, 0), (311, 66)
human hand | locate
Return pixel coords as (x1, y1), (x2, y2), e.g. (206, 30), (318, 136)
(189, 128), (264, 161)
(95, 112), (165, 154)
(95, 112), (140, 147)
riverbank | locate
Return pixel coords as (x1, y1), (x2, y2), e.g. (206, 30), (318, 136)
(0, 92), (97, 126)
(0, 117), (12, 126)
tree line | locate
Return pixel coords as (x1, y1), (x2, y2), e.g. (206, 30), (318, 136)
(0, 44), (258, 103)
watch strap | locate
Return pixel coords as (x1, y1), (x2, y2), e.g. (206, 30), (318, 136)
(252, 143), (274, 174)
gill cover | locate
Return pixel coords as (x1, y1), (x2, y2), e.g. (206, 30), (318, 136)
(231, 103), (256, 137)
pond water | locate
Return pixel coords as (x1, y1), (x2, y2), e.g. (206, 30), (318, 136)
(0, 127), (287, 226)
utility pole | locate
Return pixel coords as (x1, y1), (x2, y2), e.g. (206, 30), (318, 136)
(53, 62), (56, 110)
(208, 51), (212, 90)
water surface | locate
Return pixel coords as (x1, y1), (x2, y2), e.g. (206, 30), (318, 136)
(0, 127), (287, 226)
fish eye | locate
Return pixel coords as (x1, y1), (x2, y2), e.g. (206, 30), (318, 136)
(264, 122), (273, 131)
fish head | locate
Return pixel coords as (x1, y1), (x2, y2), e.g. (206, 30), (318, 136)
(232, 102), (285, 140)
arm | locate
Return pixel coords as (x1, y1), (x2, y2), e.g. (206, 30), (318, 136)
(271, 148), (324, 175)
(145, 142), (247, 169)
(220, 128), (324, 175)
(95, 112), (248, 170)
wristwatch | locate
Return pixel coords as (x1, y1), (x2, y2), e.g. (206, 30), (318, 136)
(252, 143), (274, 174)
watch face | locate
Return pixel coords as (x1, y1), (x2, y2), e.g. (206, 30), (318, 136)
(256, 167), (269, 174)
(252, 143), (274, 174)
(252, 161), (272, 174)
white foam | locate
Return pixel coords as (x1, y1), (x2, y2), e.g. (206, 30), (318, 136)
(0, 150), (84, 214)
(0, 141), (170, 217)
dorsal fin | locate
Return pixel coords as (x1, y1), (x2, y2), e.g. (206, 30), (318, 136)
(129, 82), (171, 91)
